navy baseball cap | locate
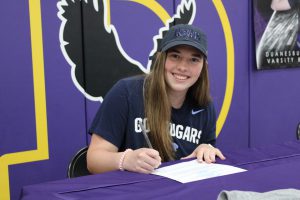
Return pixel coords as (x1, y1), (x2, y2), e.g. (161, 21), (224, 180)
(159, 24), (208, 57)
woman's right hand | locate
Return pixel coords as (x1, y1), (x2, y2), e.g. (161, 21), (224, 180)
(122, 148), (162, 174)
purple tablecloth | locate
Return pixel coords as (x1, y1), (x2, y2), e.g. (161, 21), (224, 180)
(20, 141), (300, 200)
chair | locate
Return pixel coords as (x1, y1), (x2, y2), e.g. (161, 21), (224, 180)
(297, 122), (300, 140)
(68, 146), (91, 178)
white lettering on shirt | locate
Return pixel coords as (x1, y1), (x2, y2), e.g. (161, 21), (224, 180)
(134, 118), (149, 133)
(134, 118), (202, 144)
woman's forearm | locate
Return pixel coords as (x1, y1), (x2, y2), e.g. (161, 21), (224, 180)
(87, 148), (123, 174)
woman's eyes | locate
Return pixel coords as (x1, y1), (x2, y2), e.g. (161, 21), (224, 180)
(168, 53), (202, 64)
(191, 57), (201, 63)
(169, 54), (180, 59)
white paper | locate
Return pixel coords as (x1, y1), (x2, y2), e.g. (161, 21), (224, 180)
(151, 160), (247, 183)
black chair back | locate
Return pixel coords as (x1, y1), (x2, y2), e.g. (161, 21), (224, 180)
(68, 146), (91, 178)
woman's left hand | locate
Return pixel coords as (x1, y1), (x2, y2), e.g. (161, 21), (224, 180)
(181, 144), (226, 163)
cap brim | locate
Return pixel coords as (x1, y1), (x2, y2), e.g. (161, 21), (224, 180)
(161, 40), (207, 57)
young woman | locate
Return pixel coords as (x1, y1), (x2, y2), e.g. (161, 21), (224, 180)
(87, 24), (225, 174)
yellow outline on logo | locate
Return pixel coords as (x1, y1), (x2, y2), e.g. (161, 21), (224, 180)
(125, 0), (235, 136)
(212, 0), (234, 136)
(0, 0), (48, 199)
(129, 0), (170, 24)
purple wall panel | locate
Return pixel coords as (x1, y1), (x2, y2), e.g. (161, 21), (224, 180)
(41, 0), (87, 174)
(250, 69), (300, 147)
(214, 0), (250, 150)
(0, 1), (87, 200)
(0, 1), (36, 155)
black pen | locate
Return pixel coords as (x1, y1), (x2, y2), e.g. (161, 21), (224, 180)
(138, 121), (153, 149)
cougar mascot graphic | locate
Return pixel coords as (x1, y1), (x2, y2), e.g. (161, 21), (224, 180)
(58, 0), (196, 101)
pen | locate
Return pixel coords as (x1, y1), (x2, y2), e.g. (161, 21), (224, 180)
(138, 121), (153, 149)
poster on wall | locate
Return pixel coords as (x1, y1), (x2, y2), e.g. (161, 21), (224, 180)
(253, 0), (300, 70)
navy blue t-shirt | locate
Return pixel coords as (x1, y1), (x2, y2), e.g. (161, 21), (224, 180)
(89, 76), (216, 159)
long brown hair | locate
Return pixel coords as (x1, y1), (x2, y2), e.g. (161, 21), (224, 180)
(144, 51), (211, 161)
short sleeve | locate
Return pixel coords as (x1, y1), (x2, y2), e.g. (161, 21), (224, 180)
(89, 79), (129, 148)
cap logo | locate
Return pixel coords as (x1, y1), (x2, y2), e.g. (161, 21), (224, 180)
(175, 28), (200, 41)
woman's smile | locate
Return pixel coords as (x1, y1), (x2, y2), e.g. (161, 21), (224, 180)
(164, 45), (204, 95)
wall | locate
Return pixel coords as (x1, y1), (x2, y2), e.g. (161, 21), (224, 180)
(0, 0), (299, 199)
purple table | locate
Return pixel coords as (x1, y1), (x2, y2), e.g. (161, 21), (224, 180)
(21, 141), (300, 200)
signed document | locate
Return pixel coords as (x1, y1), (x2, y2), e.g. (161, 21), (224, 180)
(152, 160), (246, 183)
